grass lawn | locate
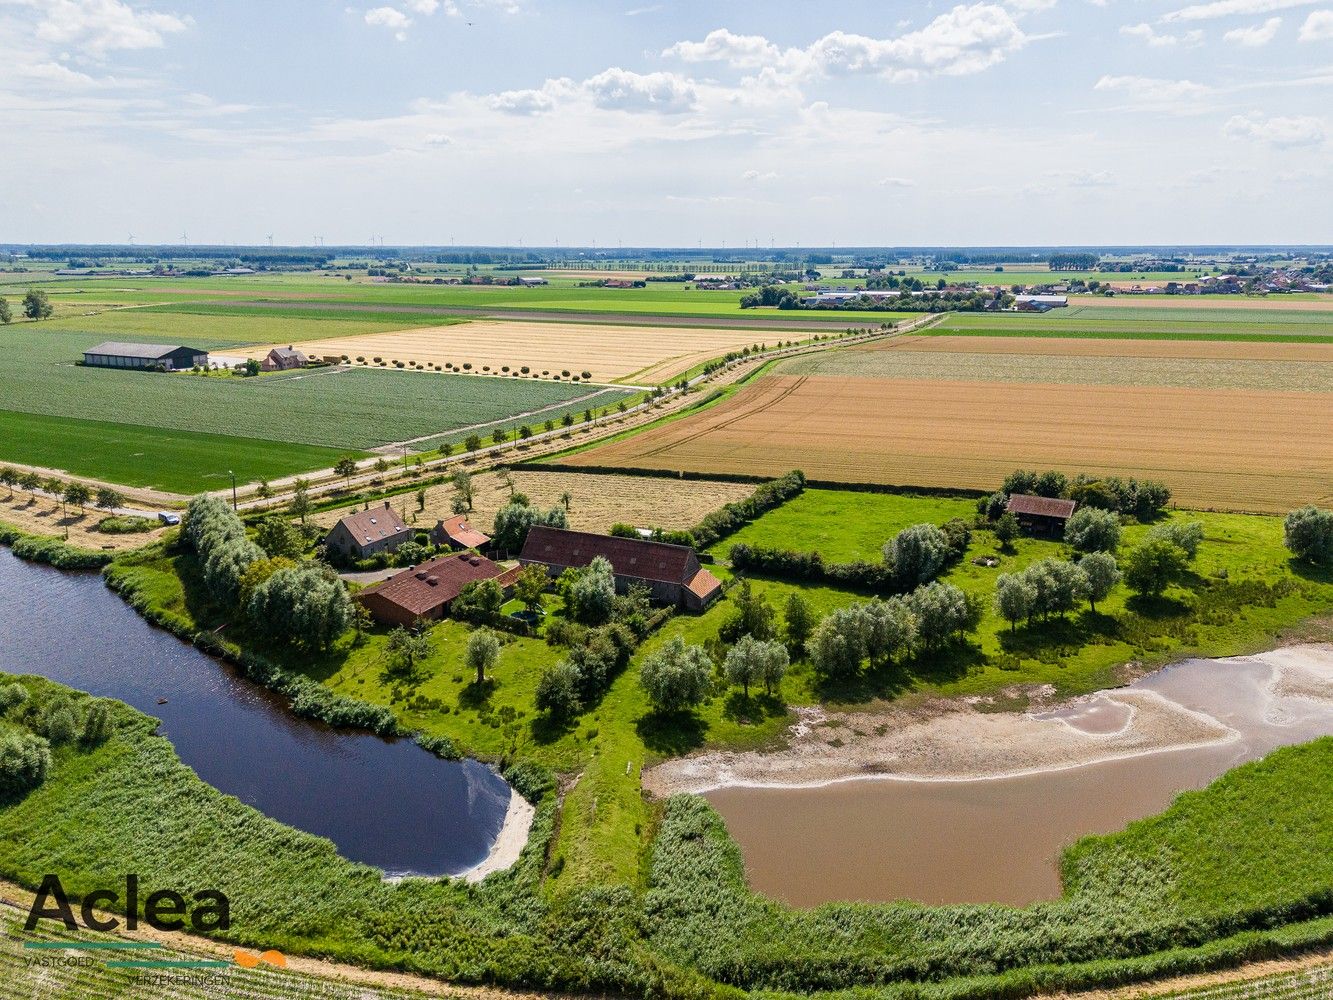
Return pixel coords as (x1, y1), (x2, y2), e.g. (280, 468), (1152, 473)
(0, 409), (361, 493)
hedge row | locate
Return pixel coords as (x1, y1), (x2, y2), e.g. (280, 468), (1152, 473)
(729, 542), (900, 592)
(0, 523), (113, 570)
(688, 470), (807, 549)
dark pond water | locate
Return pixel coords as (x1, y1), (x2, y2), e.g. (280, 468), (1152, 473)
(0, 548), (511, 877)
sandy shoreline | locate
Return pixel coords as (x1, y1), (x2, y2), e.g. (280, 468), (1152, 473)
(643, 645), (1333, 797)
(459, 789), (535, 883)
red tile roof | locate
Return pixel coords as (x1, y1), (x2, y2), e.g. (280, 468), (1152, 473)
(684, 568), (722, 601)
(438, 514), (490, 549)
(520, 526), (697, 584)
(334, 504), (410, 545)
(357, 552), (508, 617)
(1007, 494), (1077, 519)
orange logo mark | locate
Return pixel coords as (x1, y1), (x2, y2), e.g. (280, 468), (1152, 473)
(233, 949), (286, 968)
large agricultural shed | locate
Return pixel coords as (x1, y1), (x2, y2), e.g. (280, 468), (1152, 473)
(82, 341), (209, 371)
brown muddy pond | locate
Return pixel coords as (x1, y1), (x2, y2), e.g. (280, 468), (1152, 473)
(705, 651), (1333, 907)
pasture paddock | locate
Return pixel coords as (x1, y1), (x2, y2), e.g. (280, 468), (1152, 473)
(565, 373), (1333, 512)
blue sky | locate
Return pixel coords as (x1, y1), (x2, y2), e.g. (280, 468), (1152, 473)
(2, 0), (1331, 246)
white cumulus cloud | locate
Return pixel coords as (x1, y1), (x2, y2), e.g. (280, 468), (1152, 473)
(1224, 113), (1325, 145)
(1300, 8), (1333, 38)
(1224, 16), (1283, 43)
(581, 68), (696, 113)
(30, 0), (188, 57)
(663, 4), (1031, 83)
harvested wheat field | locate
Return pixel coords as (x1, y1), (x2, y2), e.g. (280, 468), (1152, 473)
(567, 374), (1333, 512)
(782, 336), (1333, 392)
(313, 470), (756, 537)
(248, 320), (777, 385)
(880, 335), (1333, 362)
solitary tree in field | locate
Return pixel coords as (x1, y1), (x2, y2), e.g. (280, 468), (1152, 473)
(725, 635), (789, 698)
(1284, 506), (1333, 566)
(544, 419), (555, 434)
(466, 628), (500, 687)
(415, 487), (426, 511)
(1064, 507), (1121, 554)
(558, 491), (572, 513)
(782, 591), (814, 655)
(438, 442), (453, 458)
(451, 469), (474, 511)
(95, 487), (124, 511)
(290, 479), (311, 527)
(1123, 539), (1188, 598)
(498, 469), (516, 497)
(561, 412), (574, 428)
(385, 625), (432, 678)
(22, 288), (53, 320)
(640, 636), (713, 713)
(333, 456), (359, 489)
(0, 297), (11, 324)
(0, 467), (15, 498)
(465, 433), (482, 452)
(994, 572), (1037, 630)
(1079, 552), (1121, 612)
(993, 511), (1020, 551)
(492, 428), (506, 445)
(513, 563), (549, 613)
(63, 482), (92, 514)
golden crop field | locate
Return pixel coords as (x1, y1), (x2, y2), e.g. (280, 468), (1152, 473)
(566, 374), (1333, 512)
(781, 336), (1333, 392)
(248, 319), (775, 385)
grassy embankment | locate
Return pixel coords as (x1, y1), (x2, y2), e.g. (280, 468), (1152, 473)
(3, 665), (1333, 999)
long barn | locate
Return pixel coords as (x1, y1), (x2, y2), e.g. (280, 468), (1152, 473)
(82, 341), (209, 371)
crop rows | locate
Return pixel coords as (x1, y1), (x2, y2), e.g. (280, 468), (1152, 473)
(781, 341), (1333, 392)
(567, 373), (1333, 512)
(0, 328), (600, 450)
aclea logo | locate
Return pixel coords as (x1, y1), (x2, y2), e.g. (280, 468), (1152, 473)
(24, 874), (230, 933)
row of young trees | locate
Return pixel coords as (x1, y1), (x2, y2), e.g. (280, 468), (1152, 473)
(185, 496), (351, 650)
(0, 467), (124, 515)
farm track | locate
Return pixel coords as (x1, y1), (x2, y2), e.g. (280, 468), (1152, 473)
(206, 298), (868, 332)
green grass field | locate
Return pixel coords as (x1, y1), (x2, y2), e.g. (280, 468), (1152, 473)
(0, 326), (630, 488)
(931, 308), (1333, 343)
(0, 410), (360, 493)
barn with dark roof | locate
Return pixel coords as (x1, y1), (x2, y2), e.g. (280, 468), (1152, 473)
(1006, 494), (1077, 536)
(519, 526), (721, 611)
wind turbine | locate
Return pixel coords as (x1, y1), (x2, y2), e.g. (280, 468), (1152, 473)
(127, 232), (135, 246)
(181, 231), (188, 247)
(266, 234), (274, 247)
